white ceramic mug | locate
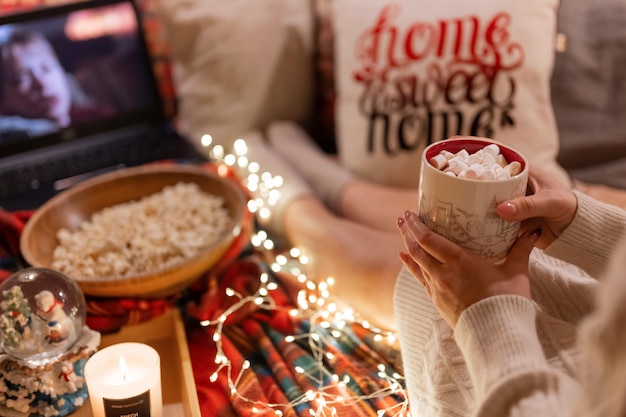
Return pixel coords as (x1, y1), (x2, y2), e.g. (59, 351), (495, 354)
(417, 137), (529, 262)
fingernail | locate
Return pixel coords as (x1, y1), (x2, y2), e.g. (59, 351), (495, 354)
(404, 210), (411, 219)
(398, 252), (409, 264)
(529, 228), (542, 244)
(503, 202), (518, 215)
(396, 217), (405, 227)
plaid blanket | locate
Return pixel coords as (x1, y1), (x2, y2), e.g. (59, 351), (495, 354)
(185, 256), (407, 417)
(0, 162), (409, 417)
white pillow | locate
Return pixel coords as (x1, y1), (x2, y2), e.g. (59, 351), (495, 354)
(332, 0), (570, 188)
(153, 0), (315, 150)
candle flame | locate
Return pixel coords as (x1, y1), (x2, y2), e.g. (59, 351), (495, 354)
(119, 356), (129, 381)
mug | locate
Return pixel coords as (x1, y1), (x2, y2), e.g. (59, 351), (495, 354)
(417, 137), (529, 262)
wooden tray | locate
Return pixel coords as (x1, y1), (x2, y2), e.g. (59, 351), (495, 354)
(72, 309), (201, 417)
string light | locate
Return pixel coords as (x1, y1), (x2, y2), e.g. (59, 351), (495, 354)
(202, 137), (410, 416)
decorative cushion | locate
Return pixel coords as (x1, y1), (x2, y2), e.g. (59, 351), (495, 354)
(331, 0), (570, 188)
(552, 0), (626, 189)
(153, 0), (315, 149)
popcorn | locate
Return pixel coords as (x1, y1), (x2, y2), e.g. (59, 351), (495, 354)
(51, 182), (231, 280)
(429, 144), (522, 180)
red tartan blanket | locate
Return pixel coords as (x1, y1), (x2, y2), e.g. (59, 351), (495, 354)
(0, 162), (408, 417)
(184, 256), (407, 417)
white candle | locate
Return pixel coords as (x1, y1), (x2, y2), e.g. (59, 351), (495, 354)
(85, 342), (163, 417)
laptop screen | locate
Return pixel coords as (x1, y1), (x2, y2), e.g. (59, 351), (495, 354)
(0, 0), (164, 158)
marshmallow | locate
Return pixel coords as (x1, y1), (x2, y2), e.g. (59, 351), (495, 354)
(440, 150), (455, 160)
(483, 143), (501, 156)
(429, 153), (448, 170)
(480, 169), (496, 181)
(464, 163), (484, 179)
(480, 152), (496, 165)
(430, 144), (522, 181)
(496, 168), (511, 180)
(446, 157), (469, 175)
(455, 149), (470, 160)
(506, 161), (522, 176)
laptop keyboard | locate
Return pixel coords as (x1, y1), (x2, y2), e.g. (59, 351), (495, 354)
(0, 127), (205, 208)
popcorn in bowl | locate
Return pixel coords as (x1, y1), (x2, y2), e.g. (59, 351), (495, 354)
(19, 164), (247, 298)
(51, 182), (231, 280)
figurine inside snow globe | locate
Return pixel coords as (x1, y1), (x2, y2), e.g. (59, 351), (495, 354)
(0, 267), (101, 417)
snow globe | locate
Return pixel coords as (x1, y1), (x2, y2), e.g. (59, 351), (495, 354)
(0, 267), (101, 417)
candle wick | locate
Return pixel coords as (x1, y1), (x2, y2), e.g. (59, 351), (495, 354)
(119, 356), (129, 382)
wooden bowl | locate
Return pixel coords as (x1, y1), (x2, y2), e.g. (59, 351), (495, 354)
(20, 164), (246, 298)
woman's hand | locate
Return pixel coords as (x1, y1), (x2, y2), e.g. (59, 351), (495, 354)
(396, 210), (540, 329)
(496, 165), (577, 249)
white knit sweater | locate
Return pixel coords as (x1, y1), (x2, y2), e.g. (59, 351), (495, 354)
(394, 192), (626, 417)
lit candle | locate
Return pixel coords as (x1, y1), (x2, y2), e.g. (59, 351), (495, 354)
(84, 342), (163, 417)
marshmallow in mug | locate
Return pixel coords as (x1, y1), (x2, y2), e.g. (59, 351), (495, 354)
(429, 143), (523, 181)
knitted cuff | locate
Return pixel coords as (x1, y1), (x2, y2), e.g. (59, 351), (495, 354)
(546, 191), (626, 278)
(454, 295), (546, 399)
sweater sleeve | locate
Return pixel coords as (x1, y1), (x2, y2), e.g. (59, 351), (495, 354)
(454, 295), (581, 417)
(545, 191), (626, 279)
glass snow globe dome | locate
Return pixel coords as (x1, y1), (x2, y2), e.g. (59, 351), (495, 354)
(0, 267), (87, 365)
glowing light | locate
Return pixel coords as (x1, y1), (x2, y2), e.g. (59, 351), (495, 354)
(233, 138), (248, 155)
(237, 156), (249, 169)
(202, 138), (409, 417)
(224, 154), (236, 166)
(201, 134), (213, 148)
(248, 161), (260, 174)
(210, 144), (224, 159)
(217, 164), (230, 177)
(259, 207), (271, 220)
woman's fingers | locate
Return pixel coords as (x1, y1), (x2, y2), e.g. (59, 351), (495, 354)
(399, 251), (431, 297)
(397, 213), (439, 271)
(402, 210), (461, 264)
(506, 228), (541, 270)
(497, 165), (575, 223)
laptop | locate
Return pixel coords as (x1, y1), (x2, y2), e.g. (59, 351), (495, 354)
(0, 0), (208, 212)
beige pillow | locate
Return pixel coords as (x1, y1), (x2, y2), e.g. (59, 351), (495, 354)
(153, 0), (315, 150)
(332, 0), (570, 188)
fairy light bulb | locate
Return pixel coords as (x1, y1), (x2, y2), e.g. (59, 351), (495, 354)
(201, 134), (213, 148)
